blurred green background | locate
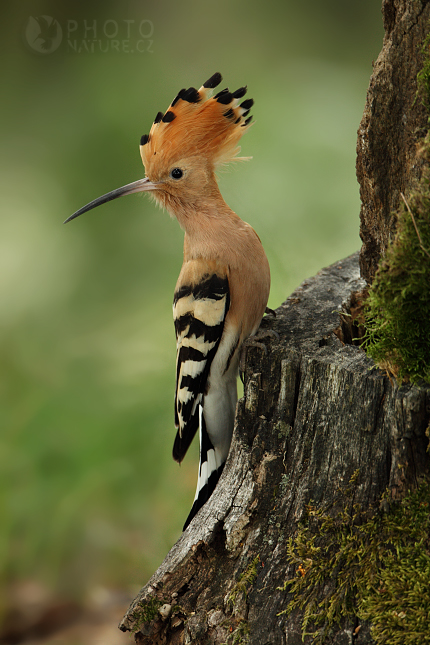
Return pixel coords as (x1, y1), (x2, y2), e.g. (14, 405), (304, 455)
(0, 0), (383, 615)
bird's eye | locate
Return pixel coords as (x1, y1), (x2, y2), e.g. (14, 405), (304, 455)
(170, 168), (183, 180)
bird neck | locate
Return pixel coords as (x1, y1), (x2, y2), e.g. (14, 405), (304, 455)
(180, 199), (245, 264)
(158, 180), (246, 263)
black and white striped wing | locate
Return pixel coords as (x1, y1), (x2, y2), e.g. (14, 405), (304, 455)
(172, 273), (230, 463)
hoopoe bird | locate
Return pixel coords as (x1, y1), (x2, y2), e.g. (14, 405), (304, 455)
(65, 73), (270, 530)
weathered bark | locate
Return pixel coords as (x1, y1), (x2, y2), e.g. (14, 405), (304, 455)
(357, 0), (430, 283)
(119, 253), (430, 644)
(119, 3), (430, 642)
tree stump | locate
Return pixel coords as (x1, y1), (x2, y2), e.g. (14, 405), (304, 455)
(119, 253), (430, 644)
(119, 1), (430, 641)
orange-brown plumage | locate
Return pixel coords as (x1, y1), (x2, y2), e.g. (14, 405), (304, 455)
(66, 73), (270, 531)
(141, 74), (253, 178)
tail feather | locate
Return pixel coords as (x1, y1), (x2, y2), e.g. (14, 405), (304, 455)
(183, 409), (225, 530)
(172, 409), (199, 463)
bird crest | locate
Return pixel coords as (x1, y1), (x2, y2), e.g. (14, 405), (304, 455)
(140, 72), (254, 175)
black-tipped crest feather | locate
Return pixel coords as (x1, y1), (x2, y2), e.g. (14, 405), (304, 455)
(240, 98), (254, 110)
(179, 87), (200, 103)
(216, 91), (233, 105)
(162, 111), (176, 123)
(141, 73), (255, 174)
(232, 86), (247, 99)
(203, 72), (222, 89)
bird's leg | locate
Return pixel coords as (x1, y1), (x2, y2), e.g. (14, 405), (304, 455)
(265, 306), (277, 316)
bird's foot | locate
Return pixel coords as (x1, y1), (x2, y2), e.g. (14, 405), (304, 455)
(265, 306), (277, 316)
(239, 329), (280, 380)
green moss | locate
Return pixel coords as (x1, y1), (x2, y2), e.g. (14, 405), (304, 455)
(358, 488), (430, 644)
(416, 29), (430, 112)
(278, 479), (430, 644)
(231, 620), (250, 644)
(220, 556), (260, 644)
(221, 620), (251, 645)
(362, 136), (430, 384)
(363, 28), (430, 384)
(132, 595), (162, 626)
(360, 547), (430, 643)
(228, 555), (260, 607)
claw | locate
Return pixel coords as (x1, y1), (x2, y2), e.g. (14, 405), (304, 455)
(265, 307), (277, 317)
(239, 329), (280, 376)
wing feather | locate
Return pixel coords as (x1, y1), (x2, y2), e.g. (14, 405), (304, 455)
(172, 270), (229, 463)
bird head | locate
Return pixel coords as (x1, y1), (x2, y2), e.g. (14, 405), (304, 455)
(65, 73), (254, 224)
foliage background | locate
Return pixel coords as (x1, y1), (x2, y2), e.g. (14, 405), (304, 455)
(0, 0), (382, 609)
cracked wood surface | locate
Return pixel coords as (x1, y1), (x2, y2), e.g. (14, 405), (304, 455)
(357, 0), (430, 282)
(119, 253), (430, 644)
(117, 5), (430, 639)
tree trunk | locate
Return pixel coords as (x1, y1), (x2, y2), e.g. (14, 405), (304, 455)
(119, 2), (430, 642)
(357, 0), (430, 283)
(119, 252), (429, 644)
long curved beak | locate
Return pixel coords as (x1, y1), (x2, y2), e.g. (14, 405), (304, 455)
(64, 177), (158, 224)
